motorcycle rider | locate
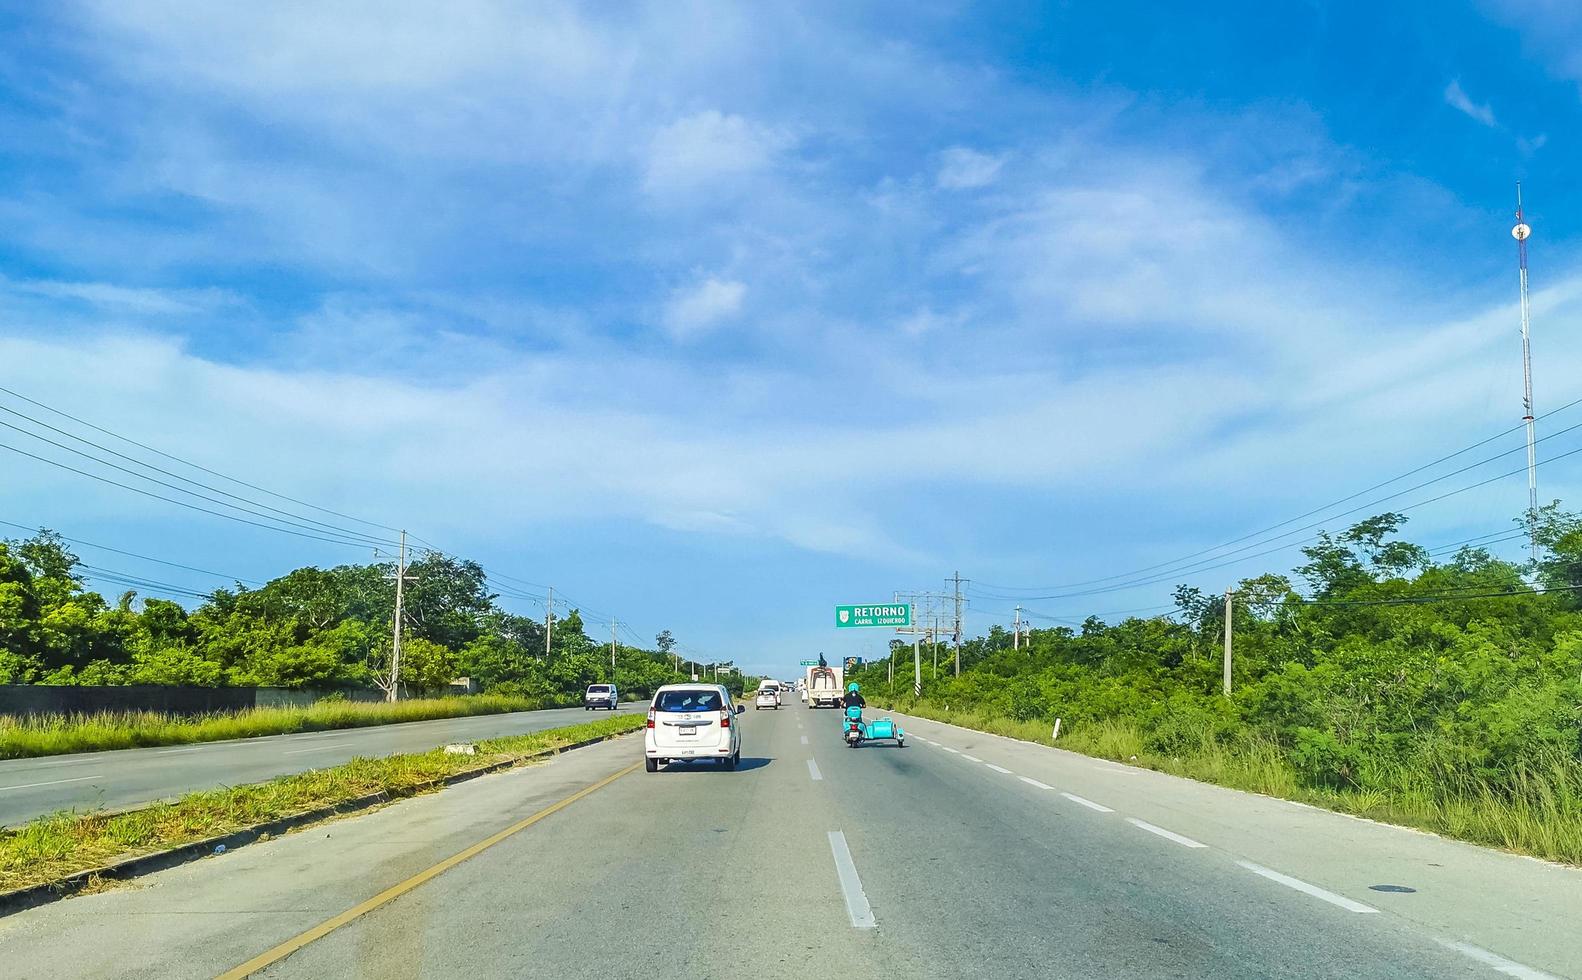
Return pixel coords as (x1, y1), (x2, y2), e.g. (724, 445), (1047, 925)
(841, 682), (866, 710)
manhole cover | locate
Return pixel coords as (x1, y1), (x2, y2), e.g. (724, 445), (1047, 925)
(1368, 884), (1416, 893)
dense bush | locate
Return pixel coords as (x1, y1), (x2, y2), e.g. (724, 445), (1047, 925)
(853, 510), (1582, 804)
(0, 531), (739, 702)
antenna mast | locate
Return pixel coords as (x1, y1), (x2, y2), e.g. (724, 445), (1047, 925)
(1513, 183), (1537, 562)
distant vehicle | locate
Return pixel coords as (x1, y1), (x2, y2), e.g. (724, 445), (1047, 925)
(645, 684), (742, 771)
(804, 665), (843, 708)
(583, 684), (619, 710)
(755, 687), (781, 710)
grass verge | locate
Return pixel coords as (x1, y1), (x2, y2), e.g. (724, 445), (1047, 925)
(0, 694), (571, 760)
(0, 713), (643, 894)
(875, 698), (1582, 866)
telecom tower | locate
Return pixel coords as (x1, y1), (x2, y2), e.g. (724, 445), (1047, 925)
(1513, 185), (1537, 562)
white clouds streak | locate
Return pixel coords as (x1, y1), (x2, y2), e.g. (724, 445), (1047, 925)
(937, 146), (1004, 189)
(1444, 79), (1497, 126)
(662, 277), (747, 340)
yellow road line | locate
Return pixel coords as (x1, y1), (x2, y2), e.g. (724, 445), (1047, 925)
(216, 760), (642, 979)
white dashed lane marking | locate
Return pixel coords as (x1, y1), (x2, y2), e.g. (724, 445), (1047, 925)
(1127, 818), (1206, 849)
(1236, 861), (1377, 913)
(1060, 792), (1114, 813)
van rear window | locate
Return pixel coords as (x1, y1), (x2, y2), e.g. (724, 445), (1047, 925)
(655, 690), (722, 712)
(587, 685), (612, 693)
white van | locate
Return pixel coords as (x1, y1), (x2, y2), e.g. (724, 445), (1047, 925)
(644, 684), (742, 771)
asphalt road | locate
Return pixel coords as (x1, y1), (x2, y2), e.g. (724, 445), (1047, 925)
(0, 702), (639, 827)
(1, 704), (1576, 978)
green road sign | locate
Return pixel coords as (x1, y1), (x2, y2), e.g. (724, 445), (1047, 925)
(799, 660), (820, 666)
(834, 604), (911, 628)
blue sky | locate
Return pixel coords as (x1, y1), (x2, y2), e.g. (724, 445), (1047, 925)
(4, 1), (1582, 675)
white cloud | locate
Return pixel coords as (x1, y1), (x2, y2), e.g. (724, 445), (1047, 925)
(5, 278), (242, 317)
(937, 146), (1004, 189)
(661, 277), (747, 341)
(643, 111), (788, 197)
(1444, 79), (1497, 127)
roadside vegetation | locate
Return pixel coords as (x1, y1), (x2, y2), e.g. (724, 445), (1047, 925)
(0, 694), (572, 759)
(0, 531), (747, 744)
(854, 508), (1582, 865)
(0, 713), (643, 894)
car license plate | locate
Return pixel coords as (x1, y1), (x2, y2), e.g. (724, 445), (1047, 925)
(679, 725), (697, 735)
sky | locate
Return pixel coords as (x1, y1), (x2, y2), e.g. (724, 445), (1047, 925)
(4, 0), (1582, 676)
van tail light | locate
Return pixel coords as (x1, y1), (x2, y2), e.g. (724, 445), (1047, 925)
(719, 710), (730, 729)
(646, 709), (655, 729)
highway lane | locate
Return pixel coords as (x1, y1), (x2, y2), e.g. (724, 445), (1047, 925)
(0, 702), (640, 827)
(0, 703), (1575, 978)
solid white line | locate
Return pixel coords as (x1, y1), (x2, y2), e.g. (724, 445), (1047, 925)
(984, 764), (1013, 774)
(1236, 861), (1378, 913)
(1019, 776), (1053, 790)
(961, 753), (982, 762)
(0, 775), (99, 792)
(940, 746), (960, 754)
(1127, 818), (1206, 848)
(282, 746), (341, 756)
(154, 746), (207, 755)
(807, 759), (823, 781)
(800, 735), (809, 745)
(1060, 792), (1114, 813)
(827, 831), (876, 929)
(1435, 940), (1559, 980)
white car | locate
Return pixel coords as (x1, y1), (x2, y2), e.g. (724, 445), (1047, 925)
(644, 684), (742, 771)
(755, 688), (781, 710)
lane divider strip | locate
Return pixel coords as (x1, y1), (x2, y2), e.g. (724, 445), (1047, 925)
(1236, 860), (1378, 913)
(1060, 792), (1114, 813)
(1127, 817), (1206, 848)
(827, 831), (876, 929)
(1434, 940), (1559, 979)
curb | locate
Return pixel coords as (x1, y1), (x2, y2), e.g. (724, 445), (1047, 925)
(0, 729), (631, 918)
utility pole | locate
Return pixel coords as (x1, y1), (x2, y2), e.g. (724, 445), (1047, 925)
(931, 615), (938, 678)
(1513, 185), (1539, 562)
(949, 571), (965, 677)
(610, 618), (618, 677)
(1223, 587), (1233, 696)
(1013, 605), (1022, 650)
(386, 530), (413, 702)
(544, 586), (554, 660)
(913, 603), (922, 698)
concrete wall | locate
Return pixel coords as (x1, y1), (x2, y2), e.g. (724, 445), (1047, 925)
(0, 685), (403, 717)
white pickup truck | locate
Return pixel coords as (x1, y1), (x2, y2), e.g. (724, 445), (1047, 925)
(804, 664), (844, 708)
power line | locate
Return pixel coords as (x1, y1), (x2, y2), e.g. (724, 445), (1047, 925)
(0, 384), (402, 534)
(0, 519), (262, 585)
(0, 439), (398, 549)
(974, 392), (1582, 595)
(972, 438), (1582, 602)
(0, 404), (391, 545)
(1293, 582), (1581, 608)
(79, 563), (217, 601)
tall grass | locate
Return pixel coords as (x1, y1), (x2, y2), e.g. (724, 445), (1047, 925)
(0, 694), (565, 759)
(0, 712), (644, 892)
(877, 697), (1582, 866)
